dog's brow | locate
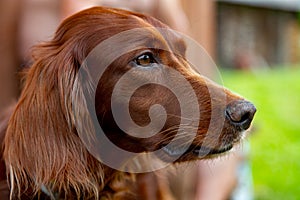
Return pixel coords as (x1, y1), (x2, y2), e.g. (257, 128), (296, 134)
(141, 30), (170, 51)
(146, 27), (186, 56)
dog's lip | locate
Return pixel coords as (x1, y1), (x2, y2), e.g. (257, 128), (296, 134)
(161, 143), (233, 158)
(192, 144), (233, 156)
(161, 145), (189, 157)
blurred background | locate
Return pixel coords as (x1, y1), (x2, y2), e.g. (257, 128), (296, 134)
(0, 0), (299, 199)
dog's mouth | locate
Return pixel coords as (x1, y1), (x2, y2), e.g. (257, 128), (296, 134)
(161, 143), (233, 159)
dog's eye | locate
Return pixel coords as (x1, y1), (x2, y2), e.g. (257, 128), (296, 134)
(134, 52), (157, 67)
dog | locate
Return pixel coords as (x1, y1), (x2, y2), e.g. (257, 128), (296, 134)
(0, 7), (256, 199)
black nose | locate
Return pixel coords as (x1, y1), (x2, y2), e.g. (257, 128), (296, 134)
(226, 100), (256, 130)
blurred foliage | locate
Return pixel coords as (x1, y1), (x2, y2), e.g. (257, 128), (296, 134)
(221, 67), (300, 200)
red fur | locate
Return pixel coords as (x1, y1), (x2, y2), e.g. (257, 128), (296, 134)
(0, 7), (254, 200)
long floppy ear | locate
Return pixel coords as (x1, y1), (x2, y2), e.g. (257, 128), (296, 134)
(3, 39), (104, 198)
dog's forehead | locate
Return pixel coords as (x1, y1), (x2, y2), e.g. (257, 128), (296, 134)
(128, 26), (187, 56)
(103, 8), (187, 54)
(59, 7), (187, 60)
(136, 16), (187, 53)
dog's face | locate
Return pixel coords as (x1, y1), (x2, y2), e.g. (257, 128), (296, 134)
(3, 7), (256, 198)
(67, 8), (257, 163)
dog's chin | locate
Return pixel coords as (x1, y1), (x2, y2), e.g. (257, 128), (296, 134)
(160, 143), (234, 162)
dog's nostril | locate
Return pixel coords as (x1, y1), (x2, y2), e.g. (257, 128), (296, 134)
(226, 100), (256, 130)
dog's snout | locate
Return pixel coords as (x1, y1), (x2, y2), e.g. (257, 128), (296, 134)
(226, 100), (256, 130)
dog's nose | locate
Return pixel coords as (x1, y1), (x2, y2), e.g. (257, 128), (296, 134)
(226, 100), (256, 130)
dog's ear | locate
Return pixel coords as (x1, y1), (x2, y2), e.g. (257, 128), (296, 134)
(3, 40), (104, 198)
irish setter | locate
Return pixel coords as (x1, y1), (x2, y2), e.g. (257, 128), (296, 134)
(0, 7), (256, 200)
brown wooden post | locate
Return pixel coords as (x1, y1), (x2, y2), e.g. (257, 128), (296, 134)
(181, 0), (216, 59)
(0, 0), (22, 113)
(180, 0), (217, 79)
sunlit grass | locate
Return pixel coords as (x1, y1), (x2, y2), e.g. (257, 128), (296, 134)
(221, 67), (300, 200)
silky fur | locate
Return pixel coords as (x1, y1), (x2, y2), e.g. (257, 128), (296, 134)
(2, 7), (247, 200)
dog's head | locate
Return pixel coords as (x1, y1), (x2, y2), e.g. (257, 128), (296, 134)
(66, 7), (256, 162)
(4, 7), (256, 198)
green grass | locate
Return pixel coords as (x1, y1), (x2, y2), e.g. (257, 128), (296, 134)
(220, 68), (300, 200)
